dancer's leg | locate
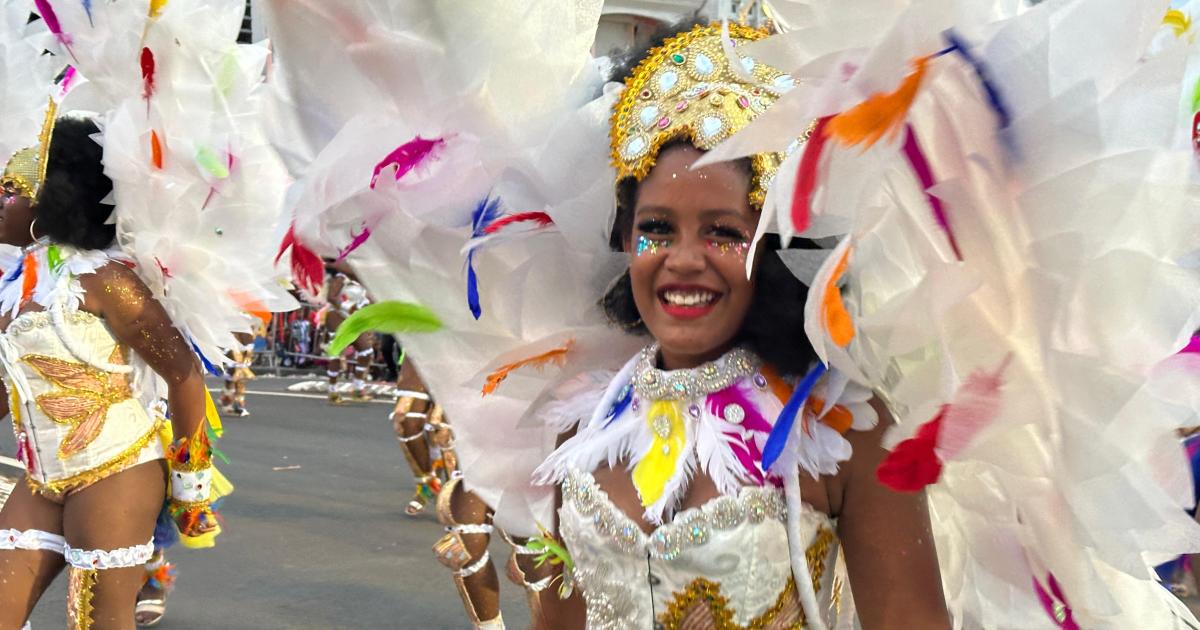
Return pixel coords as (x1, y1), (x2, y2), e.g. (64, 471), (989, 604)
(0, 480), (66, 628)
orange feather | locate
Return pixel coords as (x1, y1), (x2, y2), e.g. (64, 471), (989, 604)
(827, 55), (932, 149)
(20, 253), (36, 306)
(823, 248), (855, 347)
(150, 130), (163, 169)
(481, 341), (574, 396)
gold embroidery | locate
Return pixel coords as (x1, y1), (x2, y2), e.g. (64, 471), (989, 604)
(658, 527), (837, 629)
(25, 419), (163, 498)
(22, 345), (133, 459)
(67, 567), (97, 630)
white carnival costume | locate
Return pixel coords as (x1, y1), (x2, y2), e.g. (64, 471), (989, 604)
(0, 0), (294, 626)
(266, 0), (1200, 628)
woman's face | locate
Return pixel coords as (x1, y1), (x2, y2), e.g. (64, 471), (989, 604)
(626, 144), (757, 370)
(0, 184), (36, 248)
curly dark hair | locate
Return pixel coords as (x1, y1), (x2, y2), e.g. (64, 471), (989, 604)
(600, 20), (819, 377)
(35, 117), (115, 250)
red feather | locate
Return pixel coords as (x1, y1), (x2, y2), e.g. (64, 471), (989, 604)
(791, 116), (833, 235)
(936, 355), (1010, 461)
(140, 47), (156, 100)
(276, 225), (325, 293)
(483, 212), (554, 235)
(876, 408), (944, 492)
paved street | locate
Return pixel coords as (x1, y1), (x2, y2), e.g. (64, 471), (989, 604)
(0, 376), (532, 630)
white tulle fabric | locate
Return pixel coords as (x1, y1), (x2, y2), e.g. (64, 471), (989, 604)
(709, 0), (1200, 627)
(264, 0), (641, 537)
(34, 0), (297, 364)
(0, 1), (57, 167)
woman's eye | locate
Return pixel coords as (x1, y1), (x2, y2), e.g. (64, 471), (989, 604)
(708, 225), (748, 242)
(636, 218), (673, 235)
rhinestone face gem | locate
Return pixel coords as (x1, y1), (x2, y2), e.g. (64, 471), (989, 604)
(701, 116), (724, 138)
(639, 105), (660, 128)
(693, 52), (715, 75)
(723, 403), (746, 425)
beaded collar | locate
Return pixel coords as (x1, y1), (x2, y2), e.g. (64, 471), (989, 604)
(632, 344), (758, 401)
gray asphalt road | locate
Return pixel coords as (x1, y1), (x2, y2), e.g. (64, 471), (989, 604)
(0, 376), (532, 630)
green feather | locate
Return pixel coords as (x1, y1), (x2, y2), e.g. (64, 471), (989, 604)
(195, 146), (230, 179)
(1191, 77), (1200, 113)
(46, 245), (63, 274)
(327, 301), (442, 357)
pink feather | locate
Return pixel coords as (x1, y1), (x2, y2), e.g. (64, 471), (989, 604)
(935, 354), (1011, 461)
(483, 211), (554, 235)
(706, 384), (771, 433)
(369, 136), (445, 189)
(33, 0), (76, 59)
(335, 226), (371, 262)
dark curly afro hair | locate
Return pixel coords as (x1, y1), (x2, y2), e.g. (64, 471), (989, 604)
(35, 117), (115, 250)
(600, 20), (819, 377)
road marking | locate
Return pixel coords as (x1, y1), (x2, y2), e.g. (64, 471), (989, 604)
(207, 388), (395, 405)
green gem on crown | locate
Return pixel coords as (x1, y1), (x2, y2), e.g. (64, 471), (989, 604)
(671, 53), (685, 64)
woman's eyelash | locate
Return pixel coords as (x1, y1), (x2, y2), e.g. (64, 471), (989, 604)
(710, 225), (748, 240)
(636, 218), (672, 234)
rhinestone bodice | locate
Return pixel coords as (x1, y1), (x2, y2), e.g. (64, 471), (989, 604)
(560, 469), (846, 629)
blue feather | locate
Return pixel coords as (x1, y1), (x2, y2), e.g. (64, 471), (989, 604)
(942, 30), (1011, 130)
(466, 252), (481, 320)
(82, 0), (93, 26)
(464, 196), (501, 319)
(470, 196), (503, 238)
(602, 383), (633, 428)
(153, 503), (179, 550)
(760, 362), (828, 473)
(190, 340), (221, 376)
(4, 257), (23, 283)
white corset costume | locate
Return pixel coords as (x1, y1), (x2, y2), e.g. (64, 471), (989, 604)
(0, 247), (164, 498)
(537, 346), (877, 629)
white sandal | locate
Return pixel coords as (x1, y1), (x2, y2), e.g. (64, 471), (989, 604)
(135, 598), (166, 628)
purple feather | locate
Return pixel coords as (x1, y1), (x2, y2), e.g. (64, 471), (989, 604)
(81, 0), (93, 26)
(335, 225), (371, 262)
(943, 31), (1011, 130)
(902, 127), (962, 261)
(369, 136), (445, 189)
(761, 362), (827, 473)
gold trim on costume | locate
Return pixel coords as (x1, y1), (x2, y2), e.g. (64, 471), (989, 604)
(610, 23), (811, 207)
(658, 527), (836, 629)
(67, 567), (98, 630)
(26, 418), (164, 498)
(1, 99), (58, 201)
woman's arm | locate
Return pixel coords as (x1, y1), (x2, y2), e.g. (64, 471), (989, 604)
(834, 399), (950, 630)
(81, 263), (206, 439)
(531, 427), (587, 630)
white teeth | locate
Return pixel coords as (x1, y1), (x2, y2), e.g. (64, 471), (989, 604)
(662, 290), (717, 306)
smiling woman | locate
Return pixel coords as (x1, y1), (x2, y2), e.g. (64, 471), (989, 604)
(531, 21), (949, 630)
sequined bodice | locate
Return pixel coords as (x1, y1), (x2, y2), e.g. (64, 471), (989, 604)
(560, 469), (845, 629)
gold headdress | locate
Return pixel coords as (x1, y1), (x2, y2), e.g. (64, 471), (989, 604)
(610, 23), (805, 207)
(1, 99), (59, 201)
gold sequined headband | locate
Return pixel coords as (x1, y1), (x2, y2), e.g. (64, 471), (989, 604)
(2, 99), (58, 201)
(610, 22), (808, 207)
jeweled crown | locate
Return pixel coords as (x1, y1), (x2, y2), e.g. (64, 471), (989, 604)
(1, 99), (58, 201)
(610, 22), (807, 207)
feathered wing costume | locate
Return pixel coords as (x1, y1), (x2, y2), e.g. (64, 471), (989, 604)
(269, 0), (1200, 627)
(697, 0), (1200, 626)
(34, 0), (297, 370)
(264, 0), (639, 537)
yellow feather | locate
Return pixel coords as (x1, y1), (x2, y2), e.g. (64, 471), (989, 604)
(632, 401), (686, 507)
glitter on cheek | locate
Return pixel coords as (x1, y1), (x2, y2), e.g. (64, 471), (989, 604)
(636, 235), (671, 257)
(706, 240), (750, 258)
